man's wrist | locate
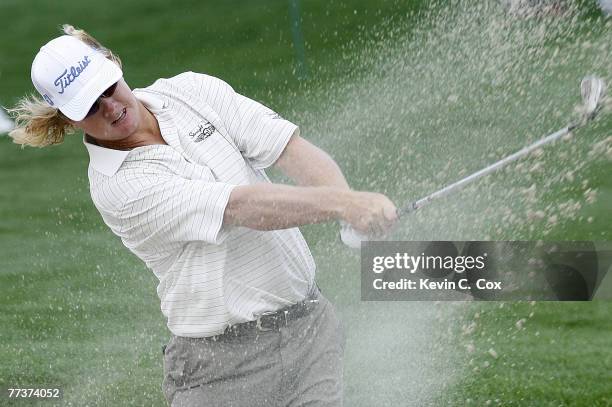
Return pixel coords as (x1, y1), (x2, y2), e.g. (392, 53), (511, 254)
(325, 188), (351, 222)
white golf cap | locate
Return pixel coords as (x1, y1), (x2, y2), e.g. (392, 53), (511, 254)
(31, 35), (122, 121)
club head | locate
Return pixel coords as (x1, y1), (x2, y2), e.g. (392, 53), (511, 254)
(580, 75), (606, 119)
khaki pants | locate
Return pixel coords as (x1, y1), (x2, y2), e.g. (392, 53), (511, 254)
(162, 294), (345, 406)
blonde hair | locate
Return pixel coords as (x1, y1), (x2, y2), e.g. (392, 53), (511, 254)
(8, 24), (122, 147)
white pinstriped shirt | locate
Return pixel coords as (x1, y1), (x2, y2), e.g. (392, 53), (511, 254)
(85, 72), (316, 337)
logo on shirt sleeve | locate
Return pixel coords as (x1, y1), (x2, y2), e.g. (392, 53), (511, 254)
(188, 122), (216, 142)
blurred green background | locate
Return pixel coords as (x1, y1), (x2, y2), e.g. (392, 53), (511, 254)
(1, 0), (610, 406)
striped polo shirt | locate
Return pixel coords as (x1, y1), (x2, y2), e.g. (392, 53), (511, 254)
(85, 72), (316, 337)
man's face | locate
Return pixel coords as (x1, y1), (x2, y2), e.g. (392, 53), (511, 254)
(68, 78), (141, 142)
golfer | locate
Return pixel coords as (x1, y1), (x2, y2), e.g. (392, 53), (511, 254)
(9, 25), (397, 406)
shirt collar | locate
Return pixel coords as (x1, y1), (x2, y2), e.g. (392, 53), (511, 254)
(83, 92), (167, 177)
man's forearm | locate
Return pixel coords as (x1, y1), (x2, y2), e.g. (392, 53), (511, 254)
(274, 134), (350, 190)
(224, 183), (350, 230)
(224, 134), (397, 233)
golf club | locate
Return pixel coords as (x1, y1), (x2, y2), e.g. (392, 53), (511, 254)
(341, 75), (607, 249)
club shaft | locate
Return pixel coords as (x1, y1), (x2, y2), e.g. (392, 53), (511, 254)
(398, 124), (577, 217)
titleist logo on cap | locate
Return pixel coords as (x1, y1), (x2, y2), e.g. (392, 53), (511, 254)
(54, 55), (91, 94)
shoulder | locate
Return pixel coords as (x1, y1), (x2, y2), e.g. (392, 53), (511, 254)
(142, 72), (234, 97)
(133, 72), (195, 99)
(134, 72), (237, 115)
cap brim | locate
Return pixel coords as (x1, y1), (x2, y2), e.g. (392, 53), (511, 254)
(59, 59), (122, 121)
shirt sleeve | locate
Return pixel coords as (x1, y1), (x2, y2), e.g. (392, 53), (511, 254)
(105, 174), (235, 251)
(189, 72), (299, 169)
